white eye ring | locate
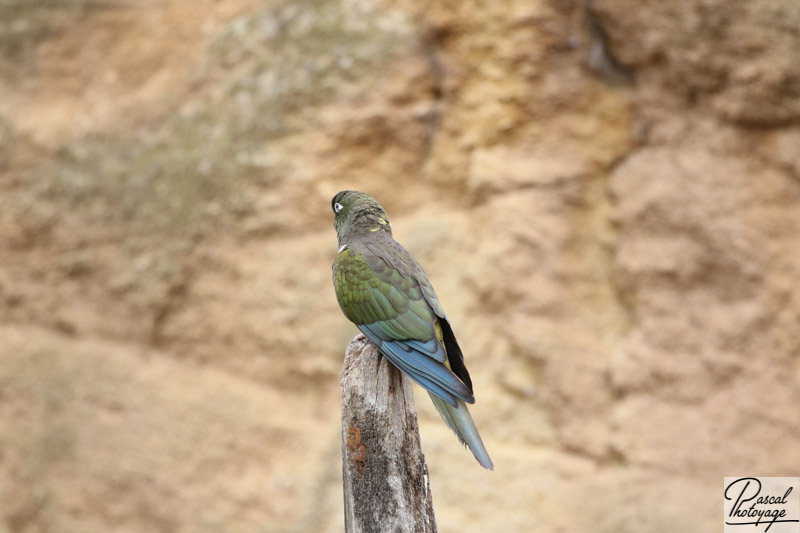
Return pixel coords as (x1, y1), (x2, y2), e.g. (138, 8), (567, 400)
(334, 202), (344, 214)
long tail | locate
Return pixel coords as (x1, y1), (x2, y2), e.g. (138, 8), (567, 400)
(429, 393), (494, 470)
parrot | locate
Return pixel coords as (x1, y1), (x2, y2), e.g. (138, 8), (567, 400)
(331, 190), (493, 470)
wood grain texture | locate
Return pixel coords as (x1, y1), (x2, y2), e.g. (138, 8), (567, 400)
(341, 336), (437, 533)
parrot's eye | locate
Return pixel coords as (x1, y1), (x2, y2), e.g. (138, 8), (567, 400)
(334, 202), (344, 214)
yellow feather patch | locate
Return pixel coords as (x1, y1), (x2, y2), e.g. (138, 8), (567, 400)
(435, 320), (452, 370)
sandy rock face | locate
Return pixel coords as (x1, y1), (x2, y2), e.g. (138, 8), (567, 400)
(592, 0), (800, 126)
(1, 0), (799, 532)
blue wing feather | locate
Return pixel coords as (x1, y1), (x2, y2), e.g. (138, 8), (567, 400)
(405, 338), (445, 362)
(358, 323), (473, 406)
(337, 242), (474, 407)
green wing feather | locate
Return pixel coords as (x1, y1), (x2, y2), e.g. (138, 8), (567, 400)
(365, 240), (473, 393)
(334, 247), (432, 339)
(333, 245), (472, 403)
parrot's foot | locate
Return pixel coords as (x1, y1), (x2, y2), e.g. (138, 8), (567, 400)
(354, 332), (367, 341)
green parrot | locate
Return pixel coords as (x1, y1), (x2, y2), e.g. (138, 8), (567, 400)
(331, 190), (493, 470)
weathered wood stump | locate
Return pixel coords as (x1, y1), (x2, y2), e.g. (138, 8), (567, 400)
(340, 336), (437, 533)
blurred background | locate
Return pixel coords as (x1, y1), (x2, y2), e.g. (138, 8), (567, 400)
(1, 0), (799, 532)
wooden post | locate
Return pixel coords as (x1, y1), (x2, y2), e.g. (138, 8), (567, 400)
(340, 336), (437, 533)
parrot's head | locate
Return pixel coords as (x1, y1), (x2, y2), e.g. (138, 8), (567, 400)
(332, 190), (392, 243)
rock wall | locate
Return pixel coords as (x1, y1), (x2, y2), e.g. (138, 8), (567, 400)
(1, 0), (799, 532)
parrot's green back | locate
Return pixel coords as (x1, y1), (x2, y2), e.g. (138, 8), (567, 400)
(331, 190), (493, 470)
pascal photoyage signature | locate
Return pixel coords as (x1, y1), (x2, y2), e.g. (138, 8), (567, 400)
(725, 478), (798, 531)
